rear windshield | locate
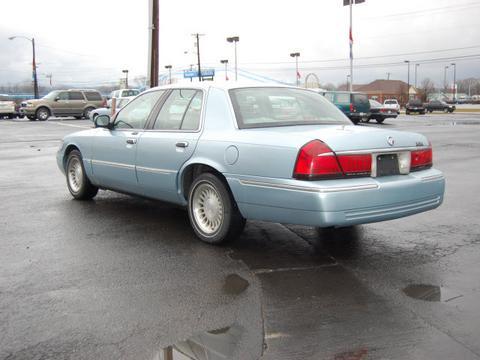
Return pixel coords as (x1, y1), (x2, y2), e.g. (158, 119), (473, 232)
(353, 93), (368, 105)
(409, 99), (422, 105)
(385, 100), (397, 104)
(84, 91), (102, 101)
(121, 90), (139, 97)
(335, 93), (351, 105)
(229, 87), (350, 129)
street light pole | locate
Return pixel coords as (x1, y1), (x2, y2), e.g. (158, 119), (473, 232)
(347, 74), (351, 90)
(386, 72), (391, 80)
(122, 69), (129, 88)
(192, 33), (204, 82)
(164, 65), (172, 84)
(404, 60), (410, 102)
(226, 36), (239, 81)
(349, 0), (353, 92)
(414, 64), (420, 88)
(9, 36), (39, 99)
(220, 59), (229, 81)
(290, 52), (300, 86)
(451, 63), (457, 103)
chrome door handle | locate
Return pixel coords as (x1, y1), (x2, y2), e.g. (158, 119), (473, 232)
(126, 138), (137, 145)
(176, 141), (189, 148)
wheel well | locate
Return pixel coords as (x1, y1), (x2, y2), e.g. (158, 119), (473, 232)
(181, 164), (228, 200)
(63, 145), (79, 169)
(36, 106), (50, 115)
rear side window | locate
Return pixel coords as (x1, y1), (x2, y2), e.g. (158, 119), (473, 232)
(153, 89), (202, 130)
(69, 92), (84, 100)
(353, 93), (368, 105)
(84, 91), (102, 101)
(335, 93), (350, 104)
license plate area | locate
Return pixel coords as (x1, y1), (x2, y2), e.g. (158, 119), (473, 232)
(375, 153), (400, 177)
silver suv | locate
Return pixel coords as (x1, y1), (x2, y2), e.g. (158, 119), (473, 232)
(20, 89), (105, 121)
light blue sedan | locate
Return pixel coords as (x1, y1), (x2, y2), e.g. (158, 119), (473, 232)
(57, 83), (445, 244)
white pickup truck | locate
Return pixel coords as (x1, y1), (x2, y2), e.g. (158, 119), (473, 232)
(383, 99), (400, 114)
(0, 98), (17, 119)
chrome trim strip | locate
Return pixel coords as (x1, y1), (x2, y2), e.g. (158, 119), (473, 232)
(238, 179), (378, 193)
(91, 159), (135, 170)
(136, 166), (177, 175)
(420, 174), (444, 182)
(335, 146), (429, 155)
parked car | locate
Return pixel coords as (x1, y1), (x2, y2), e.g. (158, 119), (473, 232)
(405, 99), (426, 115)
(89, 96), (134, 121)
(321, 91), (371, 124)
(368, 99), (398, 123)
(20, 89), (105, 121)
(57, 83), (445, 245)
(0, 99), (17, 119)
(425, 100), (455, 113)
(383, 99), (400, 114)
(107, 89), (140, 107)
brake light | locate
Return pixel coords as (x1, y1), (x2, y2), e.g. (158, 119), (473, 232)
(293, 140), (372, 179)
(337, 154), (372, 176)
(411, 147), (432, 171)
(349, 103), (355, 113)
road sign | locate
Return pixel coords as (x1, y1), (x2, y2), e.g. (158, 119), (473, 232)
(183, 69), (215, 79)
(343, 0), (365, 5)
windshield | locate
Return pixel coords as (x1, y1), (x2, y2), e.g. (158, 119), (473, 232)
(42, 91), (59, 100)
(229, 87), (351, 129)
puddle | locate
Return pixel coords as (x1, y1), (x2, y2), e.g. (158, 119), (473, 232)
(158, 324), (257, 360)
(223, 274), (250, 295)
(403, 284), (463, 303)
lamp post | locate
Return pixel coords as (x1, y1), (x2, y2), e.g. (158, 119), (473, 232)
(444, 65), (449, 91)
(346, 74), (351, 90)
(226, 36), (239, 81)
(451, 63), (457, 103)
(343, 0), (366, 92)
(164, 65), (172, 84)
(122, 69), (129, 88)
(414, 64), (420, 89)
(290, 52), (300, 86)
(220, 59), (229, 81)
(404, 60), (410, 102)
(9, 36), (39, 99)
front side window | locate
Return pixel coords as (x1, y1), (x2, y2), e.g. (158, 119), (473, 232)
(114, 90), (164, 129)
(153, 89), (203, 130)
(58, 92), (69, 101)
(230, 87), (350, 129)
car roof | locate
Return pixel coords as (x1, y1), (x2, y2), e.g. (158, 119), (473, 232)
(147, 81), (297, 93)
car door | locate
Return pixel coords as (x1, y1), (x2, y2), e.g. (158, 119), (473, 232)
(68, 91), (87, 116)
(91, 90), (165, 194)
(53, 91), (70, 116)
(136, 88), (204, 203)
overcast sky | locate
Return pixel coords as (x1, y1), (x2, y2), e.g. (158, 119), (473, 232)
(1, 0), (479, 88)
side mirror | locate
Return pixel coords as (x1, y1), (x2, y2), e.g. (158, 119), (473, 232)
(94, 114), (111, 129)
(55, 96), (60, 101)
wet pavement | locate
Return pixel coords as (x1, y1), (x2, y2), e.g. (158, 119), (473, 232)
(0, 114), (479, 359)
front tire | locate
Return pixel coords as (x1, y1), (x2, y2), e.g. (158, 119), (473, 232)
(66, 150), (98, 200)
(376, 119), (385, 123)
(188, 173), (245, 245)
(36, 107), (50, 121)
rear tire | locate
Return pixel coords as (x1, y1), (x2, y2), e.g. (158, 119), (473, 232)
(66, 150), (98, 200)
(83, 107), (95, 119)
(376, 119), (385, 124)
(187, 173), (245, 245)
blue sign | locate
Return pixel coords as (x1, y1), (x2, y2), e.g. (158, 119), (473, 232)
(183, 69), (215, 78)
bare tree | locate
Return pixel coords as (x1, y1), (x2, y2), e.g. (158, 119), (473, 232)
(419, 78), (436, 101)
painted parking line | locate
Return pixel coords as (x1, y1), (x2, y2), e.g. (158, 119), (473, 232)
(46, 121), (92, 129)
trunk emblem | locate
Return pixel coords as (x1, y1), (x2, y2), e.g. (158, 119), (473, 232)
(387, 136), (395, 146)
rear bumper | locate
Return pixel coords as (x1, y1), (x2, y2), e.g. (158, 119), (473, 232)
(227, 168), (445, 228)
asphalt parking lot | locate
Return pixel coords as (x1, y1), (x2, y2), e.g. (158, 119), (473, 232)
(1, 113), (479, 360)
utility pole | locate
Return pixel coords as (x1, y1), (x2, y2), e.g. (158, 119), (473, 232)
(290, 52), (300, 86)
(343, 0), (365, 92)
(414, 64), (420, 88)
(226, 36), (240, 81)
(45, 73), (53, 87)
(386, 72), (391, 80)
(347, 74), (351, 89)
(164, 65), (172, 84)
(220, 59), (229, 81)
(147, 0), (159, 88)
(192, 33), (204, 82)
(451, 63), (457, 103)
(9, 36), (39, 98)
(444, 65), (449, 91)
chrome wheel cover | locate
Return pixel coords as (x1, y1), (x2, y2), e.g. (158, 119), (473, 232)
(67, 157), (83, 193)
(38, 110), (48, 120)
(192, 182), (224, 235)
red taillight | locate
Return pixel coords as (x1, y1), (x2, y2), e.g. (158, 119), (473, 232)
(102, 99), (107, 107)
(293, 141), (372, 179)
(349, 103), (355, 113)
(337, 154), (372, 176)
(293, 140), (343, 179)
(411, 147), (432, 171)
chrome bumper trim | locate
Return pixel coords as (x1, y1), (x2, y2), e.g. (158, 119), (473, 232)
(238, 179), (378, 193)
(136, 166), (177, 175)
(420, 174), (444, 182)
(91, 159), (135, 170)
